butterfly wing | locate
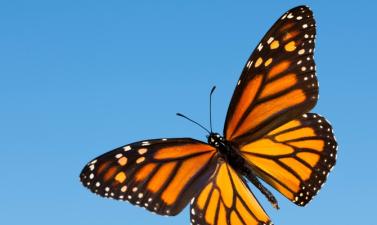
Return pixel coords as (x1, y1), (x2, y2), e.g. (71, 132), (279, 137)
(224, 5), (318, 145)
(190, 158), (272, 225)
(238, 113), (337, 206)
(80, 138), (219, 216)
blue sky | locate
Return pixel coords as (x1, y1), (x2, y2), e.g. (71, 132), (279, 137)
(1, 1), (376, 225)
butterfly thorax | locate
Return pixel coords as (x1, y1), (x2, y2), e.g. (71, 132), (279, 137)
(207, 132), (246, 172)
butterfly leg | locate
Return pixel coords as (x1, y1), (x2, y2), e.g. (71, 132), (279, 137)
(244, 169), (280, 209)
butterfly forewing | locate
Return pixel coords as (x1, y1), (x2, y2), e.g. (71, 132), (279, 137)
(224, 6), (318, 146)
(80, 138), (219, 215)
(190, 158), (272, 225)
(238, 113), (337, 206)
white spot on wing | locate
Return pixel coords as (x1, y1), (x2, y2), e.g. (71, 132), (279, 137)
(246, 60), (253, 69)
(141, 141), (150, 146)
(257, 43), (263, 51)
(267, 37), (274, 44)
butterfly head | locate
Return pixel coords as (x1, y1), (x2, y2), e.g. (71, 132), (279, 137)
(207, 133), (224, 147)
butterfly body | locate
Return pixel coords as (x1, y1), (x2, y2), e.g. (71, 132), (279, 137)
(207, 132), (246, 174)
(80, 5), (337, 225)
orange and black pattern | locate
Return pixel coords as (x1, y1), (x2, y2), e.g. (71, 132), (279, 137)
(190, 159), (272, 225)
(80, 138), (218, 215)
(239, 113), (337, 206)
(224, 6), (318, 146)
(80, 5), (337, 225)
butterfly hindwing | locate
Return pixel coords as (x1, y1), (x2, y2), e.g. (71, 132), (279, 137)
(224, 5), (318, 146)
(190, 158), (272, 225)
(80, 138), (219, 215)
(238, 113), (337, 206)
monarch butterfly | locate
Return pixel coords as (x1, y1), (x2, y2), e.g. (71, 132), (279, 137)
(80, 5), (337, 225)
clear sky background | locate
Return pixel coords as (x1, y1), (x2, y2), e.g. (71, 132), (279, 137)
(1, 1), (376, 225)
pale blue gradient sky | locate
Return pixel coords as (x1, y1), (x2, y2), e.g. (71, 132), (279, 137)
(0, 1), (375, 225)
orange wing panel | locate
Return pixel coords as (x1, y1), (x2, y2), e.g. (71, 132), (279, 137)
(80, 138), (218, 216)
(239, 113), (337, 206)
(224, 6), (318, 145)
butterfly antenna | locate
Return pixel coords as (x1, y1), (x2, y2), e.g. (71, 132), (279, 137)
(209, 85), (216, 133)
(176, 113), (211, 134)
